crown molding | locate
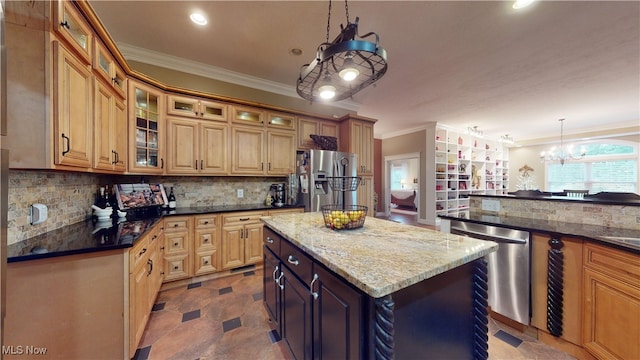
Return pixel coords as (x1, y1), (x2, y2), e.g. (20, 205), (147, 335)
(117, 42), (361, 113)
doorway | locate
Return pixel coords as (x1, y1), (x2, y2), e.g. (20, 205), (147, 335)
(384, 153), (420, 219)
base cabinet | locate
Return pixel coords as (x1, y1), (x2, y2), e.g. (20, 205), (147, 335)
(263, 227), (364, 359)
(221, 211), (265, 269)
(583, 243), (640, 360)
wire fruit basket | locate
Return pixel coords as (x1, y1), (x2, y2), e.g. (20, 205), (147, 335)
(327, 176), (361, 192)
(322, 205), (368, 230)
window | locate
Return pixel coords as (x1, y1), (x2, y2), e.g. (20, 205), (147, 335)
(546, 141), (638, 193)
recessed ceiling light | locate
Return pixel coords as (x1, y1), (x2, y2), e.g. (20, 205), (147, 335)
(289, 48), (303, 56)
(190, 12), (207, 26)
(513, 0), (536, 9)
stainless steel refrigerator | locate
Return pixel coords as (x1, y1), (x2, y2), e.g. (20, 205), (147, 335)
(296, 150), (358, 212)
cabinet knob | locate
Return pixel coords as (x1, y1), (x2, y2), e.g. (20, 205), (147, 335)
(174, 242), (179, 246)
(204, 238), (209, 243)
(174, 265), (179, 270)
(204, 260), (209, 265)
(204, 221), (209, 225)
(266, 237), (274, 244)
(174, 224), (179, 227)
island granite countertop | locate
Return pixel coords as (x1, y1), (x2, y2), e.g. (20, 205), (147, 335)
(261, 212), (498, 298)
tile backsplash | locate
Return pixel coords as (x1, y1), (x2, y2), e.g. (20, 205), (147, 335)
(470, 196), (640, 230)
(8, 170), (288, 245)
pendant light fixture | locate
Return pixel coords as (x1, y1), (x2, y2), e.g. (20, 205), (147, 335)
(296, 0), (388, 102)
(540, 119), (586, 166)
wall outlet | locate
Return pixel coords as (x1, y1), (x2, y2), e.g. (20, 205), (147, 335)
(481, 199), (500, 212)
(237, 189), (244, 198)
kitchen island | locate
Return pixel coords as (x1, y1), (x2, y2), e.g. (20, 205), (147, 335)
(261, 212), (498, 359)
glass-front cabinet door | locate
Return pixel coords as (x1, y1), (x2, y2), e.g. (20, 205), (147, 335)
(129, 80), (165, 174)
(52, 0), (93, 64)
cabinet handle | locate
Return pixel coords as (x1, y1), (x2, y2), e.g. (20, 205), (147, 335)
(195, 160), (198, 169)
(245, 229), (248, 238)
(266, 236), (274, 244)
(239, 217), (250, 221)
(152, 235), (157, 240)
(160, 246), (165, 251)
(60, 20), (70, 29)
(139, 248), (147, 256)
(201, 160), (203, 169)
(309, 273), (319, 300)
(112, 77), (120, 86)
(287, 255), (299, 266)
(276, 271), (284, 290)
(161, 158), (164, 169)
(61, 133), (70, 155)
(147, 259), (153, 276)
(272, 265), (279, 281)
(112, 150), (118, 165)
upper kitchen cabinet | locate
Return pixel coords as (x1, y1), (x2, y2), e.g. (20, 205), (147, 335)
(52, 41), (93, 169)
(297, 117), (340, 150)
(129, 80), (166, 174)
(52, 0), (93, 64)
(339, 115), (375, 176)
(93, 78), (126, 172)
(266, 130), (296, 175)
(167, 94), (228, 122)
(230, 126), (264, 175)
(266, 111), (296, 131)
(231, 105), (265, 127)
(93, 38), (127, 99)
(167, 116), (229, 175)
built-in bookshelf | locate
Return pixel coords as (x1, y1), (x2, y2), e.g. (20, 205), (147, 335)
(426, 123), (509, 225)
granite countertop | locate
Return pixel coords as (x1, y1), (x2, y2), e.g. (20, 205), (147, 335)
(439, 211), (640, 253)
(8, 204), (304, 263)
(261, 212), (498, 298)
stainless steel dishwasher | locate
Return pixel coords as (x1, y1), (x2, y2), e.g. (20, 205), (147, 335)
(448, 220), (531, 325)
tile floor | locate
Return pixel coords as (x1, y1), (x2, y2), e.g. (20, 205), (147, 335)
(134, 267), (576, 360)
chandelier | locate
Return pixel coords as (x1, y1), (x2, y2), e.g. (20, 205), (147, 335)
(540, 119), (586, 166)
(466, 126), (484, 138)
(499, 134), (515, 145)
(296, 0), (388, 102)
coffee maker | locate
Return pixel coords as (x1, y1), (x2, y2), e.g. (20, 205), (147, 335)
(270, 183), (286, 207)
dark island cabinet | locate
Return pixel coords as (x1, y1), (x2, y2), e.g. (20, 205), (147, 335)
(263, 227), (365, 359)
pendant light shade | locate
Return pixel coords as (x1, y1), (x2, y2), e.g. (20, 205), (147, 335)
(296, 3), (388, 102)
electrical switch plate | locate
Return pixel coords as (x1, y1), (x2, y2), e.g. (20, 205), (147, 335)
(30, 203), (48, 225)
(237, 189), (244, 198)
(481, 199), (500, 212)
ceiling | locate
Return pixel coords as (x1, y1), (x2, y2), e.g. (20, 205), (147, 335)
(89, 1), (640, 144)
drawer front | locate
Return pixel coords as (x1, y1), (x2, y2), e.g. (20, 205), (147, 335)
(263, 227), (281, 256)
(194, 252), (218, 276)
(165, 233), (189, 254)
(163, 254), (190, 282)
(584, 242), (640, 285)
(130, 236), (150, 270)
(195, 230), (217, 252)
(223, 211), (265, 225)
(194, 215), (218, 228)
(164, 217), (190, 232)
(280, 239), (313, 285)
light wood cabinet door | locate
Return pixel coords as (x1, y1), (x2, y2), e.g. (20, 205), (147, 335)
(53, 42), (92, 169)
(297, 117), (319, 149)
(221, 224), (245, 269)
(267, 111), (296, 130)
(353, 121), (374, 175)
(93, 78), (126, 172)
(93, 38), (127, 99)
(267, 130), (295, 175)
(583, 243), (640, 360)
(357, 176), (375, 215)
(244, 222), (264, 265)
(200, 122), (228, 174)
(52, 0), (93, 64)
(320, 120), (339, 138)
(231, 126), (264, 174)
(167, 117), (199, 174)
(231, 105), (265, 127)
(129, 80), (165, 174)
